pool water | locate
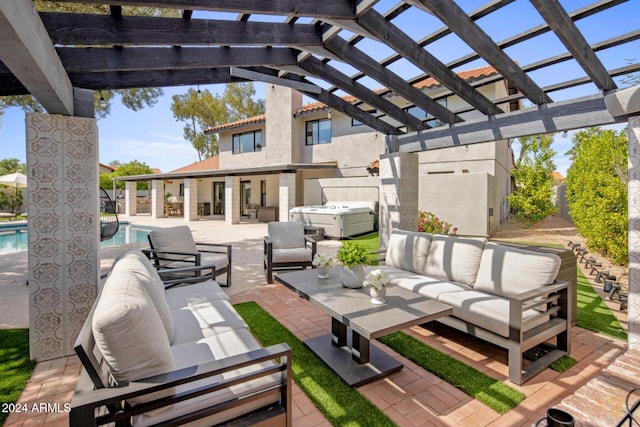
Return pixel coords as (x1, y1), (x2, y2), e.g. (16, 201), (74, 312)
(0, 224), (156, 252)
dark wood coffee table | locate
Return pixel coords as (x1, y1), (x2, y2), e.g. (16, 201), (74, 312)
(276, 267), (453, 386)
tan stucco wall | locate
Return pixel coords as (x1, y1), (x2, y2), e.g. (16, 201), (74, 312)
(303, 176), (380, 206)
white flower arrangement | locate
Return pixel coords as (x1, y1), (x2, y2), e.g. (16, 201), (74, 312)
(312, 253), (334, 267)
(363, 269), (390, 290)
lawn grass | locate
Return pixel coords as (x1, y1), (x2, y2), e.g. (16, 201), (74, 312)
(0, 329), (36, 426)
(378, 332), (525, 414)
(351, 232), (381, 264)
(234, 301), (396, 427)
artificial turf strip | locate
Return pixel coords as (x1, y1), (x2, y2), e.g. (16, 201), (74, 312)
(233, 301), (396, 427)
(0, 329), (36, 426)
(378, 332), (525, 414)
(575, 268), (627, 341)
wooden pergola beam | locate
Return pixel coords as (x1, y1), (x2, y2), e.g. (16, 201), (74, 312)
(298, 56), (429, 131)
(0, 2), (73, 115)
(322, 35), (462, 125)
(40, 12), (323, 47)
(47, 0), (356, 19)
(67, 68), (244, 89)
(56, 47), (299, 72)
(408, 0), (552, 106)
(355, 8), (504, 117)
(529, 0), (617, 92)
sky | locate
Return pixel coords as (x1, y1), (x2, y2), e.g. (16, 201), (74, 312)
(0, 1), (638, 176)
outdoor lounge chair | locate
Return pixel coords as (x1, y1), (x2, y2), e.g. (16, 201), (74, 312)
(145, 225), (232, 286)
(264, 221), (317, 283)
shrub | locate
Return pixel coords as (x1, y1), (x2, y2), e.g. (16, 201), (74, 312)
(418, 211), (457, 235)
(336, 241), (370, 267)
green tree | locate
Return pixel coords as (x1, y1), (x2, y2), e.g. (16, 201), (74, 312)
(0, 2), (177, 118)
(100, 160), (153, 191)
(171, 83), (265, 159)
(507, 134), (558, 221)
(0, 158), (26, 212)
(566, 127), (628, 264)
(0, 158), (25, 175)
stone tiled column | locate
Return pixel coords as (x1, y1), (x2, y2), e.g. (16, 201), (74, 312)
(379, 152), (419, 251)
(26, 113), (99, 361)
(225, 176), (240, 224)
(151, 179), (164, 218)
(184, 178), (198, 221)
(628, 116), (640, 350)
(125, 181), (137, 216)
(279, 173), (296, 222)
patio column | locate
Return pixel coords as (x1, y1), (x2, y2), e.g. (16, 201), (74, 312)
(379, 152), (419, 250)
(628, 115), (640, 349)
(184, 178), (198, 221)
(26, 113), (99, 361)
(225, 176), (240, 224)
(279, 172), (296, 222)
(125, 181), (137, 216)
(151, 179), (164, 218)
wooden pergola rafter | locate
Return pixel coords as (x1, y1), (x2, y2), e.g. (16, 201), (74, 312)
(0, 0), (637, 146)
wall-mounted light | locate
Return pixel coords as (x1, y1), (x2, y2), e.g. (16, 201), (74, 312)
(327, 110), (332, 120)
(562, 130), (568, 138)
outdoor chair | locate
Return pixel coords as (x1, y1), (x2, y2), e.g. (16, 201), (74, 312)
(264, 221), (317, 283)
(145, 225), (232, 286)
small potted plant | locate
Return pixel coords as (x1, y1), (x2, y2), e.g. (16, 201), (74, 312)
(336, 241), (369, 288)
(363, 269), (390, 304)
(312, 253), (333, 279)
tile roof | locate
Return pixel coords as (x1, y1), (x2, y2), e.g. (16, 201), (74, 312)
(206, 65), (499, 132)
(171, 156), (219, 173)
(204, 114), (265, 133)
(551, 171), (565, 181)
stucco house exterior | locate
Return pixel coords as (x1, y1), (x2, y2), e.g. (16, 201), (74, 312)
(121, 65), (516, 236)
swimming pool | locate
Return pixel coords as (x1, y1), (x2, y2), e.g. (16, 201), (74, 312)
(0, 223), (156, 252)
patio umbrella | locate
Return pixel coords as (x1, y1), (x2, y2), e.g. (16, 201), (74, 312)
(0, 172), (27, 213)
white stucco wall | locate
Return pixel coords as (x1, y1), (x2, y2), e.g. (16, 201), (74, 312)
(303, 176), (380, 206)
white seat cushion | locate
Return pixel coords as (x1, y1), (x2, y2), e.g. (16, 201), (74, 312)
(272, 247), (312, 263)
(162, 252), (229, 271)
(170, 299), (249, 345)
(437, 290), (550, 338)
(423, 234), (486, 286)
(385, 229), (432, 274)
(268, 221), (305, 249)
(474, 242), (561, 298)
(134, 330), (280, 427)
(165, 280), (229, 310)
(366, 266), (471, 299)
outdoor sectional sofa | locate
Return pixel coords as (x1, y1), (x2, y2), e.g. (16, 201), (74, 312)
(372, 229), (573, 385)
(70, 250), (291, 427)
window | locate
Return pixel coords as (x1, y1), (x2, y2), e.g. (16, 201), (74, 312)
(260, 180), (267, 206)
(352, 118), (363, 127)
(404, 98), (448, 128)
(232, 130), (263, 154)
(305, 118), (331, 145)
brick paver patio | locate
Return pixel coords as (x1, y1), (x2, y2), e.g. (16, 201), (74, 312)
(5, 280), (635, 427)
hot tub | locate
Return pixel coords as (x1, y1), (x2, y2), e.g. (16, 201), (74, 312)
(289, 201), (376, 239)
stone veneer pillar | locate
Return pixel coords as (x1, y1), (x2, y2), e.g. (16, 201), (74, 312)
(225, 176), (240, 224)
(151, 179), (164, 218)
(26, 113), (99, 361)
(279, 173), (296, 222)
(379, 152), (419, 251)
(125, 181), (137, 216)
(628, 116), (640, 349)
(184, 178), (198, 221)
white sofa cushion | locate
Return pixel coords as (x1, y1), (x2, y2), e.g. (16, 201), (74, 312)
(134, 330), (280, 427)
(385, 230), (432, 274)
(423, 234), (486, 286)
(165, 280), (229, 310)
(92, 259), (175, 408)
(474, 242), (561, 298)
(366, 266), (472, 299)
(268, 221), (305, 249)
(120, 250), (175, 341)
(437, 290), (551, 338)
(170, 299), (249, 345)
